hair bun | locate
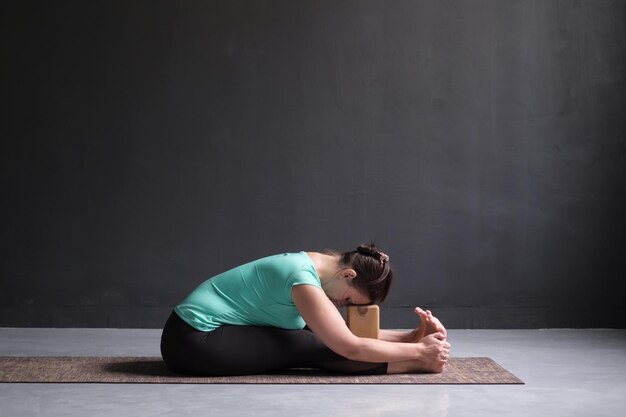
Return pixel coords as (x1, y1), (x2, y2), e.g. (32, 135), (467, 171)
(356, 244), (389, 264)
(356, 245), (377, 256)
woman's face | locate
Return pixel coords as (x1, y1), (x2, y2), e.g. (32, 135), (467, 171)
(324, 269), (371, 307)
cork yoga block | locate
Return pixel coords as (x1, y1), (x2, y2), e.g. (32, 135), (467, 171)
(346, 305), (380, 339)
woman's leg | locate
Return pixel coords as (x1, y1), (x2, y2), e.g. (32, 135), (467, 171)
(160, 311), (387, 376)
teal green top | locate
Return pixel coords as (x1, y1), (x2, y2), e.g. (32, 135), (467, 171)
(174, 251), (321, 332)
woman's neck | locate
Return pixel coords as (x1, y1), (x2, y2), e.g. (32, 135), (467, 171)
(306, 252), (342, 284)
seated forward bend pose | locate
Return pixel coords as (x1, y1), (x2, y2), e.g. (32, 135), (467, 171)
(160, 244), (451, 376)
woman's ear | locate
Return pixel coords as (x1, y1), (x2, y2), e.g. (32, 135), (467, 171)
(342, 268), (357, 281)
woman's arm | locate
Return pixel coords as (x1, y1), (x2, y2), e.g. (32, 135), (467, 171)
(292, 284), (422, 363)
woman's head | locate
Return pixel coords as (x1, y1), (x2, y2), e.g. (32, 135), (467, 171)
(323, 243), (394, 305)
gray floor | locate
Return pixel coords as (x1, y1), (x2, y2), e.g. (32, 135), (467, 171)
(1, 328), (625, 417)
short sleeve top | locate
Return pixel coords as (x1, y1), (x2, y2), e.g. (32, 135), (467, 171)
(174, 251), (321, 332)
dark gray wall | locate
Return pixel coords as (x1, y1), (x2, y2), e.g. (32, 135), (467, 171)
(1, 1), (625, 329)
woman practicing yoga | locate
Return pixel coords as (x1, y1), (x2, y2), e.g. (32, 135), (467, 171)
(160, 243), (451, 376)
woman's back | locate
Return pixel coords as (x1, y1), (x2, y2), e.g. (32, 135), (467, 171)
(174, 251), (321, 332)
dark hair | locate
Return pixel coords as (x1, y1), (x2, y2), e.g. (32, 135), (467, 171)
(322, 243), (393, 304)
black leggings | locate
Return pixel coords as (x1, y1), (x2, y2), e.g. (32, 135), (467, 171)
(160, 310), (388, 376)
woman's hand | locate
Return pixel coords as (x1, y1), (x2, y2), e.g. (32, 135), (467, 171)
(409, 307), (447, 343)
(417, 332), (451, 373)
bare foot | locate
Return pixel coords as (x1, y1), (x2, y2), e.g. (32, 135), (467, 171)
(410, 307), (447, 342)
(421, 307), (447, 337)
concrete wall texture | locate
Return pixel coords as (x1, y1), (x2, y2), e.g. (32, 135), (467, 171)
(1, 1), (625, 328)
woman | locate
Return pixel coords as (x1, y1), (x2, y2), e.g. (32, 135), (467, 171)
(160, 244), (451, 376)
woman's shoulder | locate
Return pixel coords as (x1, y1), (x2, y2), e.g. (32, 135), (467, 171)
(253, 251), (314, 270)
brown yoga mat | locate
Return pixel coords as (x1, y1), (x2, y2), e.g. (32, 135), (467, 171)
(0, 356), (523, 384)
